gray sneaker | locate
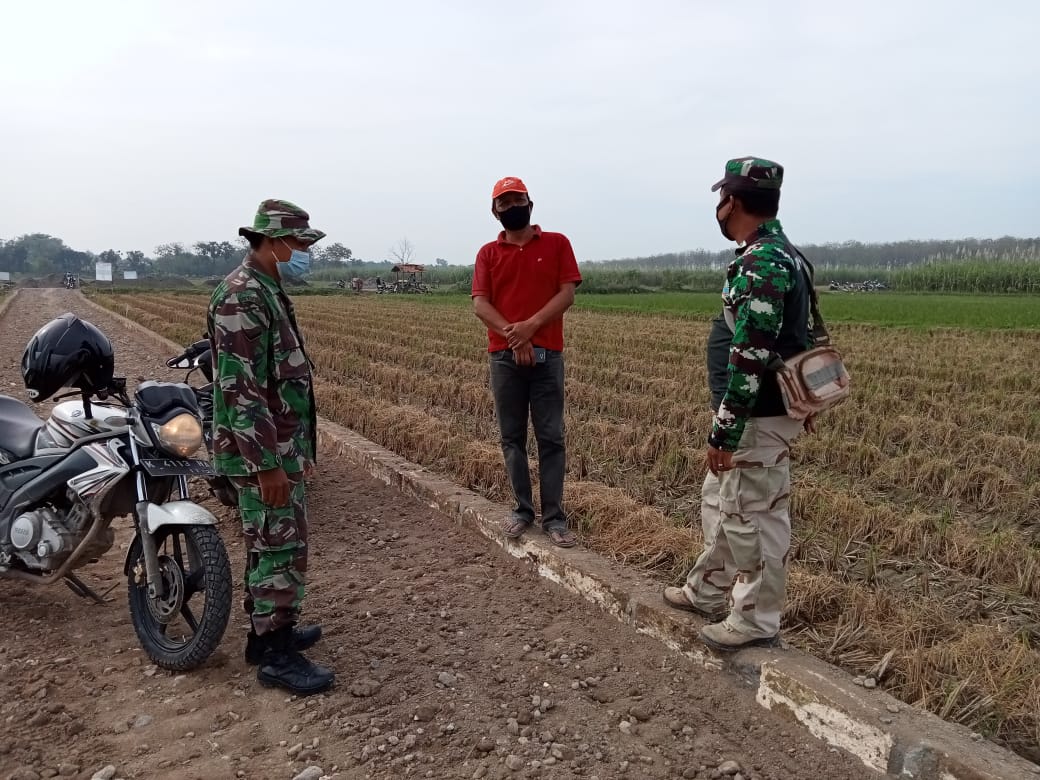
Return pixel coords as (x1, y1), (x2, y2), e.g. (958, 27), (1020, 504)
(698, 621), (779, 652)
(662, 587), (726, 622)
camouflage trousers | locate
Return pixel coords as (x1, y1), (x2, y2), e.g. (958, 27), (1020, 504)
(683, 416), (803, 638)
(232, 475), (309, 636)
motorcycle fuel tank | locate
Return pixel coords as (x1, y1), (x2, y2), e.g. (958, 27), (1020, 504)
(42, 401), (130, 450)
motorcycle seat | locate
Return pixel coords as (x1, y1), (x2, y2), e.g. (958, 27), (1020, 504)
(0, 395), (46, 460)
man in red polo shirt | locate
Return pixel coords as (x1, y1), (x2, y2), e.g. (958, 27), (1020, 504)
(472, 177), (583, 548)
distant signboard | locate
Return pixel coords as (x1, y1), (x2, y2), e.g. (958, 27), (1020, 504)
(0, 271), (9, 282)
(123, 271), (138, 280)
(96, 262), (113, 282)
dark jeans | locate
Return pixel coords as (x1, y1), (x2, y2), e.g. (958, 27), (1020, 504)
(489, 349), (567, 529)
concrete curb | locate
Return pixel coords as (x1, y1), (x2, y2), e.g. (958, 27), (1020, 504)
(76, 292), (1040, 780)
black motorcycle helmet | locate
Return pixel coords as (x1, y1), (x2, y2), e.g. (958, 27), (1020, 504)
(21, 313), (115, 401)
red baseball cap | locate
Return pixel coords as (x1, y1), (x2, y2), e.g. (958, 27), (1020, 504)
(491, 177), (528, 200)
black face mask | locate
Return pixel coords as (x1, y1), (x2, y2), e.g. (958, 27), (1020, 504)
(498, 204), (531, 231)
(716, 198), (735, 241)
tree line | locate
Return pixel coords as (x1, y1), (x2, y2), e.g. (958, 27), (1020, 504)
(3, 232), (1038, 294)
(591, 236), (1040, 271)
(0, 233), (358, 279)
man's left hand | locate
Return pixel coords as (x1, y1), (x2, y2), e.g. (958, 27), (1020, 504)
(706, 446), (733, 476)
(512, 341), (536, 366)
(504, 319), (538, 349)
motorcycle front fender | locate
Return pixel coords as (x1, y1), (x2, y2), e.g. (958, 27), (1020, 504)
(138, 500), (218, 534)
(123, 500), (219, 575)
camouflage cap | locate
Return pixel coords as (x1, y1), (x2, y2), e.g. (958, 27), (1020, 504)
(710, 157), (783, 193)
(238, 199), (326, 245)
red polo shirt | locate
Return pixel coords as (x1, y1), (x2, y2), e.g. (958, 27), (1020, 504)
(472, 226), (582, 352)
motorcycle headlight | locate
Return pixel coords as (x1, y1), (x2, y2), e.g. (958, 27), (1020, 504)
(153, 413), (203, 458)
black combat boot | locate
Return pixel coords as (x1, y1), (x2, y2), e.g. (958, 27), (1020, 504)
(255, 625), (335, 696)
(245, 624), (323, 665)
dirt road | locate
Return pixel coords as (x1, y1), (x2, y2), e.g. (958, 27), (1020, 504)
(0, 289), (874, 780)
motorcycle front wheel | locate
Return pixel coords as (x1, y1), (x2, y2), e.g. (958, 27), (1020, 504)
(126, 525), (232, 671)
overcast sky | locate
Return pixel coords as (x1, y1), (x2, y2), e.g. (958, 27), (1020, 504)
(1, 1), (1035, 264)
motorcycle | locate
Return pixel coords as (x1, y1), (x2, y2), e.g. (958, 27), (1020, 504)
(165, 336), (238, 509)
(0, 319), (232, 671)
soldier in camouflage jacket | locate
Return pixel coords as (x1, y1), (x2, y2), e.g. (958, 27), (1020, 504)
(664, 159), (814, 652)
(208, 199), (333, 696)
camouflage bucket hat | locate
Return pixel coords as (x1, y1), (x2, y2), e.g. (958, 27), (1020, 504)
(238, 199), (326, 245)
(711, 157), (783, 193)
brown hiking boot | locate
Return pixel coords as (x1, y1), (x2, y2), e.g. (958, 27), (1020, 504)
(662, 587), (726, 622)
(698, 621), (779, 652)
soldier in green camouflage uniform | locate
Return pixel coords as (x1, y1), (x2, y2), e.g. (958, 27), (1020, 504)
(208, 199), (334, 695)
(663, 158), (813, 651)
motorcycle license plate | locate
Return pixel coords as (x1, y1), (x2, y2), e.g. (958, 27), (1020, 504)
(140, 458), (215, 477)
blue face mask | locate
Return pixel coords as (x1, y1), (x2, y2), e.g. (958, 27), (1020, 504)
(275, 241), (311, 279)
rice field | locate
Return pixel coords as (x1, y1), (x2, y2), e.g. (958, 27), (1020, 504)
(93, 290), (1040, 760)
(571, 290), (1040, 329)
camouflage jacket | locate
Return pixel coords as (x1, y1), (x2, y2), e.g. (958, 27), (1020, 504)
(709, 219), (806, 451)
(207, 259), (317, 476)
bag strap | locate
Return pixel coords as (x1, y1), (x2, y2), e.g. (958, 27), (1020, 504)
(729, 239), (833, 374)
(789, 245), (831, 346)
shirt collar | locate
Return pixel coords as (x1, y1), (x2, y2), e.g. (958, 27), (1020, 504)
(243, 255), (283, 291)
(496, 224), (543, 245)
(734, 219), (784, 256)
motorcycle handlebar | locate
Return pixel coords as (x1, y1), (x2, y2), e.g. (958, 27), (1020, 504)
(165, 338), (211, 368)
